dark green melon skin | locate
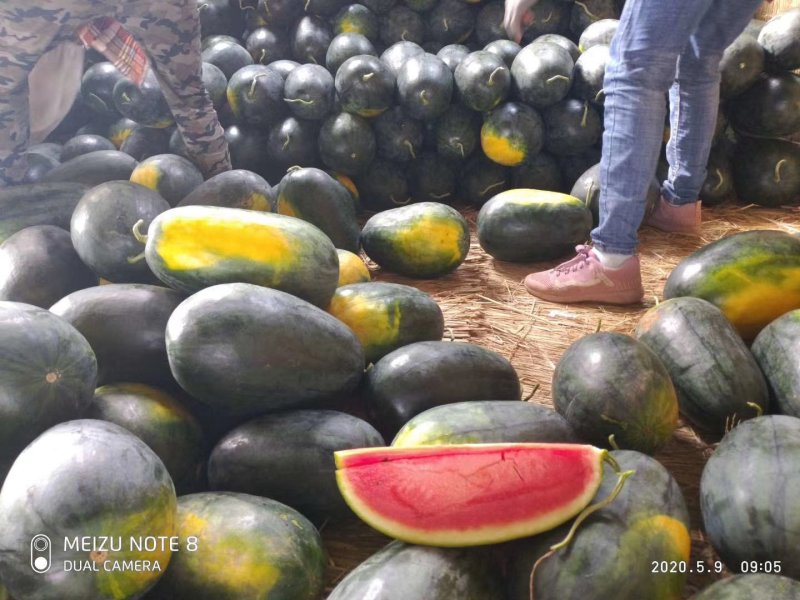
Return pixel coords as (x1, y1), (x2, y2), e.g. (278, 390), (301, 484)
(120, 127), (171, 162)
(728, 73), (800, 138)
(392, 400), (580, 446)
(569, 0), (619, 38)
(70, 181), (169, 284)
(266, 59), (300, 81)
(201, 40), (254, 80)
(50, 283), (185, 387)
(360, 202), (471, 278)
(512, 152), (562, 192)
(276, 167), (360, 252)
(208, 410), (384, 517)
(319, 112), (377, 176)
(752, 309), (800, 418)
(437, 44), (471, 72)
(0, 420), (177, 600)
(330, 281), (445, 364)
(333, 4), (380, 43)
(484, 40), (522, 69)
(373, 106), (424, 163)
(88, 383), (207, 494)
(283, 64), (335, 121)
(365, 340), (521, 436)
(305, 0), (349, 17)
(455, 51), (511, 113)
(147, 492), (324, 600)
(426, 0), (477, 44)
(635, 297), (768, 433)
(701, 147), (735, 206)
(408, 153), (457, 203)
(130, 154), (204, 207)
(201, 61), (228, 108)
(177, 169), (275, 211)
(578, 18), (618, 51)
(758, 9), (800, 72)
(112, 70), (174, 128)
(291, 15), (333, 65)
(0, 226), (98, 308)
(458, 156), (510, 207)
(355, 158), (412, 210)
(227, 64), (286, 127)
(335, 54), (395, 118)
(553, 332), (678, 455)
(380, 41), (425, 76)
(435, 104), (480, 162)
(328, 541), (504, 600)
(60, 134), (116, 161)
(380, 6), (425, 46)
(265, 117), (322, 175)
(511, 42), (573, 109)
(477, 191), (593, 262)
(731, 138), (800, 208)
(475, 2), (506, 47)
(0, 302), (97, 460)
(572, 45), (609, 104)
(166, 283), (365, 416)
(543, 98), (603, 156)
(396, 54), (454, 121)
(81, 61), (125, 118)
(245, 27), (289, 66)
(326, 32), (377, 75)
(507, 450), (690, 600)
(42, 150), (138, 186)
(700, 415), (800, 579)
(0, 183), (89, 243)
(719, 33), (764, 99)
(533, 34), (580, 63)
(693, 574), (800, 599)
(519, 0), (570, 42)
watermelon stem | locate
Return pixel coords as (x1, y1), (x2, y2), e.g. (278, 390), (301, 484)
(403, 140), (417, 160)
(595, 319), (602, 333)
(239, 0), (254, 10)
(488, 67), (505, 86)
(127, 251), (146, 264)
(746, 402), (764, 417)
(546, 75), (570, 85)
(304, 0), (311, 11)
(594, 89), (605, 102)
(197, 3), (208, 11)
(288, 165), (303, 173)
(249, 74), (269, 99)
(608, 434), (620, 450)
(456, 142), (465, 158)
(774, 159), (786, 183)
(362, 73), (375, 82)
(573, 1), (598, 18)
(479, 180), (505, 196)
(132, 219), (149, 244)
(259, 49), (266, 64)
(542, 11), (553, 23)
(284, 97), (315, 105)
(581, 102), (589, 128)
(283, 134), (291, 150)
(420, 90), (430, 106)
(712, 168), (724, 192)
(523, 383), (540, 401)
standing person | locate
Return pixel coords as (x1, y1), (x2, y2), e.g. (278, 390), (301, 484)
(0, 0), (231, 186)
(504, 0), (764, 304)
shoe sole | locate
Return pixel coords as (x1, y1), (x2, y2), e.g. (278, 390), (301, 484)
(524, 284), (644, 305)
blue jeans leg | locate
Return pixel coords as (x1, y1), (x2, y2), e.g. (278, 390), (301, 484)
(591, 0), (760, 255)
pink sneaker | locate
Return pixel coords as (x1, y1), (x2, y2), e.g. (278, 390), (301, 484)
(645, 196), (701, 234)
(524, 245), (644, 305)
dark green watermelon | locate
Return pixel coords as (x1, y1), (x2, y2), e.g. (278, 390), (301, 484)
(435, 104), (480, 162)
(245, 27), (289, 65)
(481, 101), (545, 166)
(701, 415), (800, 579)
(362, 0), (396, 14)
(455, 51), (511, 113)
(751, 309), (800, 418)
(208, 410), (384, 516)
(326, 32), (377, 74)
(408, 153), (457, 203)
(0, 182), (88, 243)
(201, 34), (242, 52)
(197, 0), (243, 38)
(475, 1), (508, 47)
(728, 72), (800, 137)
(694, 575), (800, 599)
(305, 0), (349, 17)
(758, 8), (800, 72)
(227, 64), (286, 127)
(533, 34), (580, 62)
(202, 39), (255, 79)
(543, 98), (603, 156)
(484, 40), (523, 69)
(291, 15), (333, 64)
(50, 283), (185, 387)
(512, 151), (562, 191)
(119, 127), (171, 161)
(319, 112), (377, 176)
(112, 70), (173, 128)
(553, 332), (679, 454)
(364, 340), (521, 436)
(380, 6), (425, 46)
(720, 33), (764, 99)
(355, 158), (412, 209)
(335, 54), (396, 118)
(458, 156), (511, 206)
(701, 146), (735, 206)
(404, 0), (436, 11)
(426, 0), (476, 45)
(0, 225), (97, 308)
(396, 53), (454, 121)
(558, 147), (602, 192)
(107, 117), (139, 149)
(334, 4), (380, 43)
(178, 169), (274, 211)
(519, 0), (570, 42)
(266, 117), (322, 174)
(374, 105), (424, 162)
(572, 44), (609, 104)
(267, 59), (301, 80)
(0, 302), (97, 460)
(511, 39), (574, 108)
(437, 44), (471, 72)
(283, 64), (335, 120)
(255, 0), (304, 27)
(129, 153), (204, 206)
(43, 150), (138, 186)
(380, 40), (425, 75)
(225, 124), (270, 174)
(731, 137), (800, 207)
(60, 134), (115, 162)
(80, 61), (124, 118)
(578, 18), (619, 51)
(569, 0), (619, 38)
(166, 283), (365, 415)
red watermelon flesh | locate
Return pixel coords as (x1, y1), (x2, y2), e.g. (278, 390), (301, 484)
(335, 443), (606, 546)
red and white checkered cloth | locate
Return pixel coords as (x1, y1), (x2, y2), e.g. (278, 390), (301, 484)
(77, 17), (149, 86)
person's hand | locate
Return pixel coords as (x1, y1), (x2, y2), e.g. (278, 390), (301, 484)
(504, 0), (541, 43)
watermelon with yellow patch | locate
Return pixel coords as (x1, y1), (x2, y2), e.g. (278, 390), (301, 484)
(481, 102), (544, 167)
(337, 249), (371, 286)
(0, 420), (177, 600)
(477, 189), (592, 262)
(507, 450), (691, 600)
(336, 443), (622, 547)
(328, 282), (444, 364)
(129, 154), (204, 207)
(146, 492), (326, 600)
(177, 169), (275, 211)
(143, 205), (339, 307)
(663, 230), (800, 342)
(360, 202), (470, 278)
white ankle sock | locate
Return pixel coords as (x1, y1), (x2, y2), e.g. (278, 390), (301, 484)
(593, 248), (632, 268)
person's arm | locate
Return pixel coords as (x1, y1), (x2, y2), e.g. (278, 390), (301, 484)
(504, 0), (542, 43)
(119, 0), (231, 178)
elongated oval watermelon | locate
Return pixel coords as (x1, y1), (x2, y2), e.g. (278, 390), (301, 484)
(636, 297), (768, 432)
(42, 150), (138, 186)
(0, 183), (88, 243)
(553, 332), (678, 454)
(336, 443), (611, 546)
(663, 230), (800, 341)
(361, 202), (470, 278)
(365, 340), (521, 435)
(0, 420), (177, 600)
(328, 282), (444, 364)
(144, 205), (339, 307)
(146, 492), (325, 600)
(392, 400), (580, 446)
(166, 283), (364, 415)
(751, 309), (800, 418)
(693, 574), (800, 599)
(477, 189), (592, 262)
(177, 169), (274, 211)
(327, 541), (504, 600)
(208, 410), (384, 517)
(701, 415), (800, 579)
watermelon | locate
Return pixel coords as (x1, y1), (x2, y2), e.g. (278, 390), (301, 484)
(305, 0), (350, 17)
(146, 492), (325, 600)
(458, 155), (511, 206)
(663, 230), (800, 341)
(426, 0), (476, 45)
(334, 4), (380, 43)
(477, 189), (593, 262)
(438, 44), (471, 72)
(129, 154), (204, 206)
(266, 117), (322, 174)
(396, 53), (454, 121)
(553, 332), (679, 454)
(107, 117), (138, 148)
(373, 106), (424, 162)
(319, 112), (377, 176)
(266, 58), (300, 80)
(226, 64), (286, 127)
(291, 15), (333, 64)
(392, 400), (580, 446)
(60, 134), (115, 161)
(719, 33), (764, 99)
(380, 41), (425, 76)
(569, 0), (619, 37)
(327, 541), (503, 600)
(508, 450), (690, 600)
(758, 9), (800, 71)
(143, 205), (339, 307)
(520, 0), (570, 42)
(325, 32), (377, 74)
(202, 61), (228, 109)
(88, 383), (206, 494)
(360, 202), (470, 278)
(751, 309), (800, 418)
(572, 45), (609, 104)
(693, 574), (800, 599)
(208, 410), (384, 516)
(636, 297), (768, 432)
(511, 152), (562, 191)
(701, 415), (800, 579)
(337, 249), (371, 286)
(701, 147), (735, 206)
(203, 40), (254, 80)
(533, 34), (580, 62)
(245, 27), (289, 65)
(113, 70), (173, 128)
(328, 282), (444, 363)
(731, 138), (800, 208)
(0, 303), (97, 461)
(177, 169), (274, 211)
(0, 226), (97, 307)
(484, 39), (522, 69)
(543, 98), (603, 156)
(166, 283), (365, 415)
(253, 0), (303, 27)
(43, 150), (137, 186)
(283, 64), (335, 121)
(81, 62), (125, 118)
(475, 2), (507, 47)
(0, 420), (176, 600)
(276, 167), (360, 252)
(380, 6), (425, 46)
(355, 159), (413, 210)
(336, 443), (618, 546)
(197, 0), (242, 38)
(365, 340), (521, 434)
(578, 18), (618, 52)
(728, 73), (800, 138)
(511, 42), (574, 109)
(335, 54), (396, 118)
(435, 104), (480, 162)
(455, 51), (511, 113)
(481, 102), (544, 167)
(120, 127), (171, 161)
(408, 153), (457, 203)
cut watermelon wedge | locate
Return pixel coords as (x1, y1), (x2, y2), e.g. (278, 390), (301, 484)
(335, 443), (613, 547)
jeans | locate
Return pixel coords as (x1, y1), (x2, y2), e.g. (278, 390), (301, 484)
(591, 0), (762, 255)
